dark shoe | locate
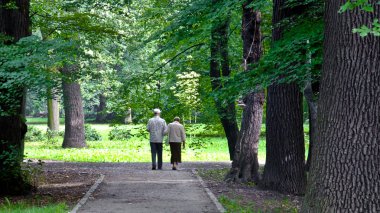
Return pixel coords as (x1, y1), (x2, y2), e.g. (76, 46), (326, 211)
(158, 167), (162, 170)
(172, 167), (177, 170)
(152, 167), (156, 170)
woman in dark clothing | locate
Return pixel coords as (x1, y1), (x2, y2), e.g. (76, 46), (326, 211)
(167, 117), (186, 170)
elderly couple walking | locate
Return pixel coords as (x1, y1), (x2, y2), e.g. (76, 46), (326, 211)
(146, 108), (186, 170)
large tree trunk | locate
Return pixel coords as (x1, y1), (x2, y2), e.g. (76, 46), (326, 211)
(225, 2), (264, 183)
(95, 93), (107, 123)
(210, 10), (239, 160)
(302, 1), (380, 212)
(259, 0), (306, 195)
(124, 108), (132, 124)
(0, 0), (31, 195)
(303, 41), (319, 172)
(304, 81), (318, 171)
(47, 89), (60, 131)
(61, 65), (86, 148)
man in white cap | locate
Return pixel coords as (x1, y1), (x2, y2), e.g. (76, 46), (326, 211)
(147, 108), (167, 170)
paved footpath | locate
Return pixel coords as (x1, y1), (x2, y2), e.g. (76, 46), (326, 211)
(77, 164), (222, 213)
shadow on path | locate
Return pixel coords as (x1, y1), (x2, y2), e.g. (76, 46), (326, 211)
(43, 162), (229, 213)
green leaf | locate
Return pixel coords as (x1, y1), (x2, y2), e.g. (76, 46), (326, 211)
(339, 2), (352, 13)
(362, 5), (374, 12)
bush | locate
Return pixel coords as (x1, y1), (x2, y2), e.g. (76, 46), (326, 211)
(186, 124), (225, 137)
(129, 126), (149, 139)
(25, 126), (45, 142)
(0, 142), (32, 195)
(22, 159), (44, 189)
(108, 126), (131, 141)
(85, 124), (102, 141)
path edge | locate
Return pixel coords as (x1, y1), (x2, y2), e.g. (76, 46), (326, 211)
(192, 169), (226, 213)
(70, 174), (105, 213)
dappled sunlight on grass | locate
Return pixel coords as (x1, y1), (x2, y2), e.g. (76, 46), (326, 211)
(24, 124), (309, 163)
(25, 137), (232, 162)
(24, 123), (233, 162)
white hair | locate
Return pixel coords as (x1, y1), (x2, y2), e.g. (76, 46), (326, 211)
(153, 108), (161, 114)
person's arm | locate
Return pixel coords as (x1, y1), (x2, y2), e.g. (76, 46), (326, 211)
(163, 121), (168, 135)
(166, 124), (170, 145)
(147, 120), (151, 132)
(181, 126), (186, 149)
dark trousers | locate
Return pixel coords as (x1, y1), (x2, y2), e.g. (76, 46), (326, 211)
(150, 143), (163, 169)
(169, 142), (182, 164)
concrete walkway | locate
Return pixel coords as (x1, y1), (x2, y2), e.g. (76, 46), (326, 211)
(78, 167), (221, 213)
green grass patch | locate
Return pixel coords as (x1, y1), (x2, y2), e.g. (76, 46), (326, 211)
(199, 168), (230, 182)
(25, 136), (231, 162)
(219, 195), (256, 213)
(24, 123), (309, 163)
(26, 117), (64, 125)
(219, 195), (298, 213)
(25, 124), (232, 162)
(0, 200), (67, 213)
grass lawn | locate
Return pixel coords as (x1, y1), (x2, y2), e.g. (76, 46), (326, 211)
(25, 118), (309, 163)
(199, 168), (300, 212)
(0, 201), (67, 213)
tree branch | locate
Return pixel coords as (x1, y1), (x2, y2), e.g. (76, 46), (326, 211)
(151, 42), (205, 77)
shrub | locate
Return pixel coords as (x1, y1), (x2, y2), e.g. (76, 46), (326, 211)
(129, 126), (149, 139)
(0, 142), (32, 195)
(22, 159), (44, 189)
(25, 126), (45, 142)
(46, 129), (59, 144)
(85, 124), (102, 141)
(108, 126), (131, 141)
(186, 124), (225, 137)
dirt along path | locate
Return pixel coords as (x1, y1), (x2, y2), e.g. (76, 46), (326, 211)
(41, 162), (229, 213)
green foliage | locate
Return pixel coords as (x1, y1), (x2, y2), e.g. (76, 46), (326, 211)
(339, 0), (380, 37)
(170, 71), (201, 121)
(0, 142), (31, 195)
(46, 129), (60, 144)
(103, 0), (243, 124)
(23, 123), (312, 163)
(25, 126), (46, 142)
(0, 35), (76, 115)
(219, 195), (256, 213)
(108, 126), (131, 141)
(0, 143), (23, 175)
(339, 0), (377, 12)
(214, 0), (324, 102)
(24, 124), (235, 162)
(0, 200), (67, 213)
(85, 124), (102, 141)
(199, 168), (230, 182)
(353, 18), (380, 37)
(186, 124), (225, 137)
(219, 195), (298, 213)
(21, 160), (45, 189)
(25, 91), (48, 117)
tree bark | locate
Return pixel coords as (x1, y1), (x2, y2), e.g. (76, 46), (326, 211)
(304, 81), (318, 171)
(302, 1), (380, 212)
(61, 65), (86, 148)
(210, 10), (239, 160)
(124, 108), (132, 124)
(47, 89), (60, 131)
(0, 0), (31, 195)
(95, 93), (107, 123)
(225, 2), (264, 183)
(260, 0), (306, 195)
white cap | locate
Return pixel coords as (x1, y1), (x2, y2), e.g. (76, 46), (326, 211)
(153, 108), (161, 114)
